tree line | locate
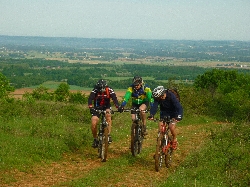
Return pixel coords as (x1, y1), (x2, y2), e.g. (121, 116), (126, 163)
(2, 58), (250, 89)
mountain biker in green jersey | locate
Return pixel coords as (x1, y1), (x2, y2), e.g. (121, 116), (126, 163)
(118, 76), (153, 135)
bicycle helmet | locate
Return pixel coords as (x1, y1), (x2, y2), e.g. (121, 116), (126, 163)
(95, 79), (107, 92)
(152, 86), (165, 98)
(133, 76), (142, 85)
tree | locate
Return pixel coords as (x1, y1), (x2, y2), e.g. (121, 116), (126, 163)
(194, 69), (238, 95)
(54, 83), (70, 102)
(0, 73), (15, 98)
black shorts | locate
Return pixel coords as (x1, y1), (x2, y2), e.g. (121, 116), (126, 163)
(91, 106), (111, 118)
(160, 111), (175, 120)
(132, 101), (149, 109)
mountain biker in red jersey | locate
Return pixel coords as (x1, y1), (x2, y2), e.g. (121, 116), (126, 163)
(88, 79), (119, 148)
(118, 76), (154, 135)
(148, 86), (183, 150)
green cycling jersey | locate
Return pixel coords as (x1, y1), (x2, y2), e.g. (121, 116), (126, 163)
(121, 83), (153, 106)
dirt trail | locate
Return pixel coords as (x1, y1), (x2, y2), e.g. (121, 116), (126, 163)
(1, 123), (210, 187)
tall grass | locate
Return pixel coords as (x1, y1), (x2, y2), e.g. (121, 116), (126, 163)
(159, 122), (250, 187)
(0, 99), (91, 171)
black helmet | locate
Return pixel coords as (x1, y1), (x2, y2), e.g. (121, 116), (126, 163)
(95, 79), (107, 92)
(133, 76), (142, 85)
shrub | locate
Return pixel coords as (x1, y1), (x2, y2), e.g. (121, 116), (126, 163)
(69, 92), (88, 104)
(54, 82), (70, 102)
(0, 73), (15, 99)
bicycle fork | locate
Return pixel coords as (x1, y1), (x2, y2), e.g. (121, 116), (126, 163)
(157, 132), (171, 157)
(137, 124), (143, 142)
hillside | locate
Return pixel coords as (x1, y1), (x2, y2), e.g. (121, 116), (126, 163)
(1, 113), (225, 186)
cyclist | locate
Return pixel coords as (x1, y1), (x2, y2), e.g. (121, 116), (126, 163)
(88, 79), (119, 148)
(148, 86), (183, 150)
(118, 76), (153, 135)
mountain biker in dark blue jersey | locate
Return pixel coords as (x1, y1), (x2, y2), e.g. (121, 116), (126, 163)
(148, 86), (183, 150)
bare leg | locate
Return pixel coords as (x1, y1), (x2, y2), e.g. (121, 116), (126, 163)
(91, 116), (99, 139)
(131, 113), (136, 121)
(169, 122), (177, 141)
(105, 108), (112, 134)
(158, 121), (163, 132)
(139, 104), (147, 126)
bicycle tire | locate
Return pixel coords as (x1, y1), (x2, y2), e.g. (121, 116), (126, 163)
(131, 122), (138, 156)
(137, 124), (143, 154)
(99, 126), (109, 162)
(155, 133), (164, 172)
(165, 134), (173, 168)
(165, 148), (172, 168)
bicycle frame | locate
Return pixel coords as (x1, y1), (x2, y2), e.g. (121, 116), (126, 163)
(154, 116), (173, 172)
(95, 109), (111, 162)
(159, 116), (172, 153)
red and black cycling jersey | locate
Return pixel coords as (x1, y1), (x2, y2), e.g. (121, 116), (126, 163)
(88, 87), (119, 108)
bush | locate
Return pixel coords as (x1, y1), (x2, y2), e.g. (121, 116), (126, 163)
(0, 73), (15, 99)
(23, 84), (88, 104)
(194, 69), (250, 122)
(54, 82), (70, 102)
(69, 92), (88, 104)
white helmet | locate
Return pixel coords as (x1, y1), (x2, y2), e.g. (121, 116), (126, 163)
(152, 86), (165, 98)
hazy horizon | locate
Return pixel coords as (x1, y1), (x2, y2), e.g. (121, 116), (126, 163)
(1, 0), (250, 41)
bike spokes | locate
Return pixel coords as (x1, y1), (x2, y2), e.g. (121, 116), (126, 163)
(155, 134), (163, 172)
(131, 123), (137, 156)
(101, 127), (109, 162)
(131, 123), (144, 156)
(165, 148), (172, 168)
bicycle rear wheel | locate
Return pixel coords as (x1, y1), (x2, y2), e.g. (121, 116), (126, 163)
(100, 126), (109, 162)
(131, 123), (139, 156)
(155, 133), (164, 172)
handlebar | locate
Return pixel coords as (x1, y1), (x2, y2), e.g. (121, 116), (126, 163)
(94, 109), (114, 114)
(150, 116), (175, 123)
(123, 108), (148, 114)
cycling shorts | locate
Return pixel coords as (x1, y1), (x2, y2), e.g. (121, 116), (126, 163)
(91, 106), (111, 118)
(132, 101), (149, 109)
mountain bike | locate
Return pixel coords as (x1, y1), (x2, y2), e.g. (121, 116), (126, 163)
(95, 109), (113, 162)
(124, 108), (148, 156)
(154, 116), (174, 172)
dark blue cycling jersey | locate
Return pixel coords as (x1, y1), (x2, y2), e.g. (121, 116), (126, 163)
(150, 90), (183, 120)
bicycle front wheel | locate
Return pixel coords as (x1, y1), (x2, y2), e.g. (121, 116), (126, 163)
(131, 123), (139, 156)
(165, 146), (172, 168)
(165, 135), (173, 168)
(155, 133), (164, 172)
(100, 126), (109, 162)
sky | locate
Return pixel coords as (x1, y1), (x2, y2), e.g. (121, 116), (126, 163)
(1, 0), (250, 41)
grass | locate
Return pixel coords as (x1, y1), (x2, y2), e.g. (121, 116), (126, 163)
(0, 99), (249, 186)
(159, 122), (250, 187)
(0, 101), (91, 172)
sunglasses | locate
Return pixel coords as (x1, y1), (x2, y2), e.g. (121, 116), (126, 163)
(159, 94), (165, 99)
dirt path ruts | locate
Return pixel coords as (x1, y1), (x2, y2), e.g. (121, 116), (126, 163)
(1, 123), (211, 187)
